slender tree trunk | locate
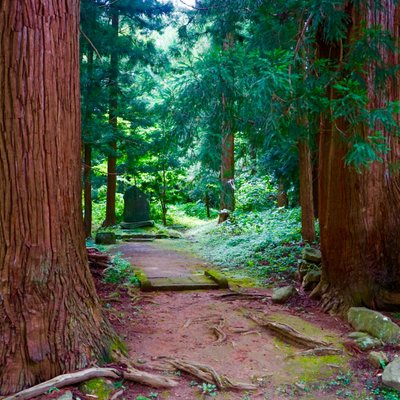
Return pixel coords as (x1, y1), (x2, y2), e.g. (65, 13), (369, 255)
(313, 1), (400, 312)
(298, 140), (316, 242)
(0, 1), (118, 394)
(277, 181), (288, 208)
(218, 33), (235, 224)
(161, 170), (167, 226)
(83, 49), (94, 238)
(84, 143), (93, 238)
(103, 9), (119, 227)
(219, 123), (235, 223)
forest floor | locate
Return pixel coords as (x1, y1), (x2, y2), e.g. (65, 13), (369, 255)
(37, 237), (384, 400)
(89, 238), (379, 400)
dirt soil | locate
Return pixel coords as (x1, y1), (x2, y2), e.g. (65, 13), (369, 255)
(40, 239), (383, 400)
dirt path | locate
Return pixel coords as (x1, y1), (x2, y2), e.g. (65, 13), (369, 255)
(97, 239), (372, 400)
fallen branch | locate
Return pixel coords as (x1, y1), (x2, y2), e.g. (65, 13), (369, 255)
(4, 367), (179, 400)
(248, 313), (331, 349)
(160, 357), (257, 391)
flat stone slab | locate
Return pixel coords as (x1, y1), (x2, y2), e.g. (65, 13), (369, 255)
(142, 275), (221, 292)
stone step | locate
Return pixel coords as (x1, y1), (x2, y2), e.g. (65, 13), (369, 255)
(139, 272), (227, 292)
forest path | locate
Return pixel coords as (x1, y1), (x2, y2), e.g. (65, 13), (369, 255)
(113, 239), (224, 290)
(100, 239), (361, 400)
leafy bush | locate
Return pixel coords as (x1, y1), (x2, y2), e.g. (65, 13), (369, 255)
(236, 176), (276, 212)
(91, 185), (124, 228)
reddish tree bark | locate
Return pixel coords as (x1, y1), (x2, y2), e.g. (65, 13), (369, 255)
(84, 143), (93, 238)
(219, 124), (235, 223)
(277, 181), (289, 208)
(0, 1), (118, 394)
(314, 1), (400, 312)
(83, 48), (94, 238)
(298, 140), (316, 242)
(103, 9), (119, 227)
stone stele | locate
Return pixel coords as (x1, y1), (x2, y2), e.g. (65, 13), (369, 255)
(121, 186), (154, 229)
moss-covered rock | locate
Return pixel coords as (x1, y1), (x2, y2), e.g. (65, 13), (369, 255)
(347, 307), (400, 344)
(272, 286), (297, 304)
(368, 351), (389, 369)
(302, 248), (321, 264)
(95, 232), (116, 245)
(79, 378), (114, 400)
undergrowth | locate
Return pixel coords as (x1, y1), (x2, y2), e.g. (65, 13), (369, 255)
(103, 253), (140, 286)
(188, 207), (310, 285)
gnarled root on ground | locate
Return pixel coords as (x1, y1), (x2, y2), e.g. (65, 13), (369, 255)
(159, 357), (257, 391)
(4, 367), (178, 400)
(247, 313), (331, 349)
(211, 318), (227, 343)
(214, 291), (270, 301)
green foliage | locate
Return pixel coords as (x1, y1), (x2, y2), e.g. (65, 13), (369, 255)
(103, 254), (140, 286)
(198, 383), (218, 397)
(192, 207), (304, 283)
(371, 387), (400, 400)
(236, 176), (276, 212)
(177, 202), (218, 220)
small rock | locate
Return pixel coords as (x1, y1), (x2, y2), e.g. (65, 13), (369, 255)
(355, 335), (382, 351)
(79, 378), (114, 400)
(272, 286), (297, 304)
(383, 357), (400, 390)
(57, 392), (73, 400)
(368, 351), (389, 369)
(302, 270), (321, 291)
(95, 232), (116, 245)
(302, 248), (321, 264)
(348, 307), (400, 344)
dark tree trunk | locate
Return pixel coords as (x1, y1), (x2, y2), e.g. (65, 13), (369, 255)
(103, 9), (119, 227)
(313, 2), (400, 312)
(0, 1), (118, 394)
(205, 192), (211, 219)
(298, 140), (316, 242)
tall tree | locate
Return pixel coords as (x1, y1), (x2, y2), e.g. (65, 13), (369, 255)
(312, 1), (400, 312)
(0, 1), (117, 394)
(103, 4), (119, 226)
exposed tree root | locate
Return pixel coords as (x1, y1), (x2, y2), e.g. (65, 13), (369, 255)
(310, 281), (350, 315)
(247, 313), (331, 349)
(159, 357), (257, 391)
(211, 318), (227, 343)
(214, 291), (270, 301)
(3, 367), (178, 400)
(286, 347), (343, 359)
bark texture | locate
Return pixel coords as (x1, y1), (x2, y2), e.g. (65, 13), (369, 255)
(0, 1), (117, 394)
(298, 140), (316, 243)
(103, 9), (119, 227)
(315, 1), (400, 312)
(83, 143), (93, 238)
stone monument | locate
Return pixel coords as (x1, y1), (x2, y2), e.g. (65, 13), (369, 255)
(121, 186), (154, 229)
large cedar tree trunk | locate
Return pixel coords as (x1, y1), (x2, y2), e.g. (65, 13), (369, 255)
(103, 9), (119, 227)
(0, 1), (118, 394)
(298, 140), (316, 242)
(313, 2), (400, 312)
(83, 49), (94, 238)
(84, 143), (93, 238)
